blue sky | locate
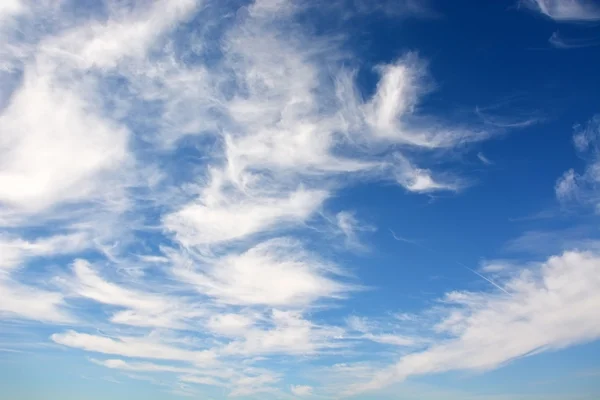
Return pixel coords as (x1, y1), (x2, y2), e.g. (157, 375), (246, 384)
(1, 0), (600, 399)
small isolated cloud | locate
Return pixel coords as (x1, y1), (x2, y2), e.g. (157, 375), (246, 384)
(477, 152), (493, 165)
(335, 211), (374, 250)
(393, 155), (461, 193)
(479, 262), (509, 273)
(291, 384), (313, 396)
(555, 169), (580, 202)
(520, 0), (600, 22)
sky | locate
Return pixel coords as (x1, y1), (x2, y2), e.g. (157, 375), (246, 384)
(1, 0), (600, 399)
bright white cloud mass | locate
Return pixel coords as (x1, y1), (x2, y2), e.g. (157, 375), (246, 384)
(1, 1), (600, 399)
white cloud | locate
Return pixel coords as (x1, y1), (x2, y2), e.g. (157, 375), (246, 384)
(0, 232), (88, 323)
(165, 188), (328, 247)
(61, 259), (203, 329)
(93, 357), (230, 380)
(572, 116), (599, 152)
(555, 115), (600, 208)
(520, 0), (600, 21)
(68, 259), (166, 311)
(206, 313), (256, 337)
(0, 232), (88, 270)
(362, 56), (486, 149)
(555, 169), (579, 201)
(223, 310), (344, 356)
(393, 155), (460, 193)
(364, 57), (426, 140)
(228, 376), (279, 397)
(228, 370), (281, 396)
(291, 384), (313, 396)
(47, 0), (199, 70)
(91, 358), (196, 374)
(335, 211), (374, 250)
(0, 71), (129, 213)
(346, 315), (371, 333)
(92, 357), (279, 396)
(0, 0), (23, 20)
(0, 279), (71, 322)
(172, 238), (350, 307)
(51, 331), (216, 364)
(346, 250), (600, 395)
(0, 0), (200, 221)
(480, 261), (511, 273)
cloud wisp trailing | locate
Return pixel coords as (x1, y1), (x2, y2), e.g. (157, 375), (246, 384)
(549, 31), (600, 48)
(520, 0), (600, 22)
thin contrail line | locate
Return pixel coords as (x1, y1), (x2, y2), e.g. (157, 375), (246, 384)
(390, 229), (511, 295)
(455, 262), (510, 295)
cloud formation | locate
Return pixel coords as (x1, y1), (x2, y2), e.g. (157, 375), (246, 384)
(520, 0), (600, 21)
(346, 250), (600, 395)
(291, 384), (314, 396)
(555, 115), (600, 209)
(1, 0), (598, 398)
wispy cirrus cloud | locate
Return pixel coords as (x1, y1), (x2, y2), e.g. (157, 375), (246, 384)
(170, 238), (352, 308)
(52, 330), (217, 364)
(520, 0), (600, 22)
(555, 115), (600, 209)
(344, 250), (600, 395)
(549, 30), (600, 48)
(475, 104), (542, 129)
(477, 152), (493, 165)
(346, 315), (420, 347)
